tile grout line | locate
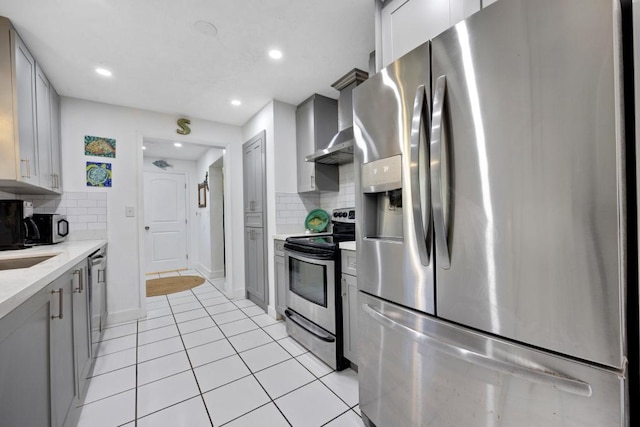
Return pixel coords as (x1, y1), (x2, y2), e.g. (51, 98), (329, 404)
(88, 273), (358, 426)
(160, 287), (215, 426)
(192, 283), (295, 426)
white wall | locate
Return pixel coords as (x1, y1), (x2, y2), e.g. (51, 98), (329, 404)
(209, 160), (225, 278)
(61, 97), (243, 324)
(143, 156), (199, 270)
(195, 148), (224, 277)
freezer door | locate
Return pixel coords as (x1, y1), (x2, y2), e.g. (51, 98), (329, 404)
(358, 292), (626, 427)
(430, 0), (625, 368)
(353, 42), (435, 315)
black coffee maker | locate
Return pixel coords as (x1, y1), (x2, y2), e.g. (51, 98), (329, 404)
(0, 200), (41, 250)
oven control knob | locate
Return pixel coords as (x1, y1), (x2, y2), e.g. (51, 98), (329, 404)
(333, 212), (339, 217)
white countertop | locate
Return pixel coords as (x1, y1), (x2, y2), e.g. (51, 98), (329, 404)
(339, 241), (356, 251)
(0, 240), (107, 320)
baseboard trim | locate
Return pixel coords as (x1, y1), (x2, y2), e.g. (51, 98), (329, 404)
(267, 305), (279, 320)
(106, 308), (146, 327)
(210, 269), (225, 279)
(195, 263), (212, 277)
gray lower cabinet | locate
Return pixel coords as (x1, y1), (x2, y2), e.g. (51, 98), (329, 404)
(245, 227), (267, 309)
(50, 267), (78, 427)
(0, 282), (52, 426)
(274, 239), (286, 317)
(341, 249), (358, 366)
(72, 261), (91, 400)
(0, 259), (92, 427)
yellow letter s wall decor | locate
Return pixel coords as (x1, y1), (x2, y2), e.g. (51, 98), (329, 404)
(177, 118), (191, 135)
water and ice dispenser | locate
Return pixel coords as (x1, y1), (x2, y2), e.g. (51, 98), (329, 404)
(361, 155), (403, 240)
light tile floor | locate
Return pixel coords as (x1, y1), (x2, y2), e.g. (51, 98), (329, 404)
(78, 271), (363, 427)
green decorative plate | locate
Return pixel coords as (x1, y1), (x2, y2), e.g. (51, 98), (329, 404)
(305, 209), (330, 232)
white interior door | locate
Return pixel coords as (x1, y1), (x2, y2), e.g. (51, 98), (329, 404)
(144, 172), (187, 274)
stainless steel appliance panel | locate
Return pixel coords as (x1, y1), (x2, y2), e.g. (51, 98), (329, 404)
(285, 250), (336, 334)
(285, 308), (338, 370)
(430, 0), (624, 368)
(358, 292), (626, 427)
(88, 246), (107, 352)
(354, 42), (435, 315)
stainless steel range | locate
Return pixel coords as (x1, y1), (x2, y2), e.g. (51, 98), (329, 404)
(283, 208), (355, 371)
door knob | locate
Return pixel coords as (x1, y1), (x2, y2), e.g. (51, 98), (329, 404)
(145, 226), (150, 230)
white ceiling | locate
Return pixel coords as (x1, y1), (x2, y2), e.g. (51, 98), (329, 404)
(143, 137), (218, 161)
(0, 0), (375, 126)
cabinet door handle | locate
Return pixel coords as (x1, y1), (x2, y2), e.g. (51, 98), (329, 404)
(310, 175), (315, 188)
(74, 269), (84, 293)
(21, 159), (31, 178)
(51, 288), (63, 319)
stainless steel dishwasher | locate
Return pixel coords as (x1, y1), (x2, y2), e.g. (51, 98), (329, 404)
(88, 246), (107, 351)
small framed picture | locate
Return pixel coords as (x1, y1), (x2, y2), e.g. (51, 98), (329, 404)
(198, 183), (207, 208)
(85, 135), (116, 158)
(86, 162), (112, 187)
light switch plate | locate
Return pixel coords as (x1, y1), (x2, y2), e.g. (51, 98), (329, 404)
(125, 206), (135, 217)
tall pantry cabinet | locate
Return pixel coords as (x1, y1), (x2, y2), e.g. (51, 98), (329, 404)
(243, 131), (268, 311)
(0, 16), (62, 194)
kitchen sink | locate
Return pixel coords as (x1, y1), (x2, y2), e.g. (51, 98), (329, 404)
(0, 255), (57, 271)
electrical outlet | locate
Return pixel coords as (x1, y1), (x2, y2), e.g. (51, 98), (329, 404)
(125, 206), (135, 217)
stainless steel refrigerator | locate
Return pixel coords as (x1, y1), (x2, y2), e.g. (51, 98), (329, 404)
(353, 0), (634, 425)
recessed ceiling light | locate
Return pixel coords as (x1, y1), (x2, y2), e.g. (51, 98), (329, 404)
(142, 146), (146, 150)
(231, 99), (241, 106)
(95, 68), (112, 77)
(194, 20), (218, 37)
(174, 142), (182, 147)
(269, 49), (283, 60)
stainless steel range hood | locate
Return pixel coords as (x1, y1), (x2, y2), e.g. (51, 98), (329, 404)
(306, 69), (368, 165)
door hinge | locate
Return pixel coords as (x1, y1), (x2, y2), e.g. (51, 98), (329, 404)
(185, 183), (187, 189)
(185, 219), (187, 224)
(186, 254), (189, 260)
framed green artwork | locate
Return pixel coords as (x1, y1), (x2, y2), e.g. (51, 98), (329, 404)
(86, 162), (112, 187)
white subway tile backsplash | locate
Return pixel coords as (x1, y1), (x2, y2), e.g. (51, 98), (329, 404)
(17, 191), (108, 240)
(66, 192), (88, 200)
(88, 192), (107, 200)
(67, 207), (88, 216)
(87, 222), (107, 230)
(87, 207), (107, 215)
(77, 199), (98, 208)
(70, 222), (88, 231)
(78, 215), (98, 223)
(276, 163), (355, 231)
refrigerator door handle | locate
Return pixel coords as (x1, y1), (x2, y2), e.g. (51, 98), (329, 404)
(410, 85), (431, 266)
(362, 303), (593, 398)
(430, 75), (451, 269)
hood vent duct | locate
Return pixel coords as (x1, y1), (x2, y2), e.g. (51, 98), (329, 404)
(305, 68), (368, 165)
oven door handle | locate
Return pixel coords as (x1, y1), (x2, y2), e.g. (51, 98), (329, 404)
(284, 248), (335, 261)
(285, 309), (335, 343)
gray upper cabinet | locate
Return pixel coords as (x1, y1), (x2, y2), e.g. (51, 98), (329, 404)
(296, 94), (339, 193)
(379, 0), (482, 68)
(36, 63), (53, 189)
(50, 87), (62, 192)
(0, 16), (62, 194)
(244, 134), (264, 216)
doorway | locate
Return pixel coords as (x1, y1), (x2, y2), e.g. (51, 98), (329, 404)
(141, 137), (227, 281)
(143, 171), (188, 273)
(209, 157), (225, 278)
